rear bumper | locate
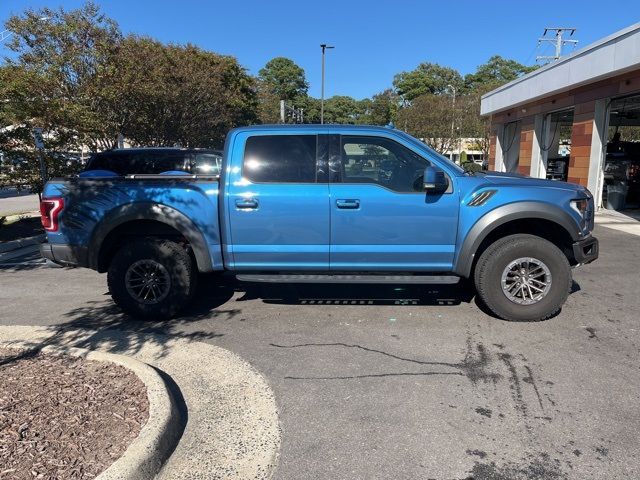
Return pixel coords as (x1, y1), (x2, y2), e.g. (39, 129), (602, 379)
(40, 243), (88, 268)
(572, 236), (599, 265)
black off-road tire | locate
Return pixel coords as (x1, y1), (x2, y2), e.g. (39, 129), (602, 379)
(474, 234), (571, 321)
(107, 238), (196, 320)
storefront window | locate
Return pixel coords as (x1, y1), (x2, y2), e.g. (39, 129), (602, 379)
(541, 110), (574, 181)
(604, 95), (640, 210)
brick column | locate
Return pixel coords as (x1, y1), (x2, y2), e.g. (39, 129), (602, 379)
(567, 101), (596, 187)
(518, 117), (535, 176)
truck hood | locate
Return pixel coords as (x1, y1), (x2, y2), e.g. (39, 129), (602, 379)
(480, 171), (588, 194)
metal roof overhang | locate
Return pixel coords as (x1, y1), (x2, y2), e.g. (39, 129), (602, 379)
(480, 23), (640, 116)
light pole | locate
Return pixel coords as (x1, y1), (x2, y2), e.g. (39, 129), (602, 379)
(447, 84), (457, 162)
(320, 44), (334, 124)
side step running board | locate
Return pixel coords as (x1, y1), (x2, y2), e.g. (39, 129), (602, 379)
(235, 274), (460, 284)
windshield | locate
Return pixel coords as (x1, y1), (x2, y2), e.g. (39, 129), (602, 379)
(393, 129), (465, 175)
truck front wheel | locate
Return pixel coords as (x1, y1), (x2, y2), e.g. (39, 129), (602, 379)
(474, 234), (571, 321)
(107, 239), (196, 319)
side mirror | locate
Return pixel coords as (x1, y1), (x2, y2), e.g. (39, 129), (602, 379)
(423, 166), (448, 194)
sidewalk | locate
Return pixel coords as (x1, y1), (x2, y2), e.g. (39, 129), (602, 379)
(0, 325), (281, 480)
(0, 191), (39, 217)
(595, 208), (640, 236)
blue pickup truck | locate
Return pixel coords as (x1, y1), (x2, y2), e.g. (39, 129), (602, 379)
(39, 125), (598, 321)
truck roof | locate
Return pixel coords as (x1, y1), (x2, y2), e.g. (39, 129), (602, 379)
(104, 147), (221, 154)
(230, 124), (397, 134)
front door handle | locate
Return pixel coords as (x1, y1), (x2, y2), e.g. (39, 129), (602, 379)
(235, 198), (258, 209)
(336, 199), (360, 209)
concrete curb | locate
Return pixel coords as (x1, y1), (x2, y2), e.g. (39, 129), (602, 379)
(0, 339), (181, 480)
(0, 325), (282, 480)
(0, 234), (46, 254)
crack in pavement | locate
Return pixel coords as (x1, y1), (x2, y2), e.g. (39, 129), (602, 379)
(270, 338), (501, 383)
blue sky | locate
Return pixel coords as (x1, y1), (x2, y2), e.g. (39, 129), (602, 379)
(1, 0), (638, 99)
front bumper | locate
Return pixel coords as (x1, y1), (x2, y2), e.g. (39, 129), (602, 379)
(572, 235), (599, 265)
(40, 243), (88, 268)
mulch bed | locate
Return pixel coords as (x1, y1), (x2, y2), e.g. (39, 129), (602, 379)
(0, 217), (43, 243)
(0, 348), (149, 480)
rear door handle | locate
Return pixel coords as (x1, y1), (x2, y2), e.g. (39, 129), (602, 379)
(336, 199), (360, 209)
(235, 198), (258, 209)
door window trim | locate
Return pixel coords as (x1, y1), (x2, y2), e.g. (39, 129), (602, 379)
(330, 134), (453, 194)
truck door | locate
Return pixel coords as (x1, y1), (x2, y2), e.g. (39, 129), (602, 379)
(225, 132), (330, 270)
(329, 134), (459, 271)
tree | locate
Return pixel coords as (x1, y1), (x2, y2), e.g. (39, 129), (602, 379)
(393, 62), (463, 101)
(108, 36), (256, 147)
(395, 94), (458, 154)
(1, 3), (258, 193)
(456, 56), (537, 161)
(0, 3), (121, 192)
(323, 96), (367, 124)
(296, 95), (321, 124)
(457, 92), (491, 160)
(464, 55), (537, 92)
(256, 82), (282, 124)
(361, 89), (399, 125)
(258, 57), (308, 101)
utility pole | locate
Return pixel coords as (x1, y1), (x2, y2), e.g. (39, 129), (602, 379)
(320, 44), (334, 124)
(536, 27), (578, 63)
(32, 128), (48, 186)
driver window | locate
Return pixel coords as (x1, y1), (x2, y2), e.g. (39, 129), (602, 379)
(340, 136), (430, 193)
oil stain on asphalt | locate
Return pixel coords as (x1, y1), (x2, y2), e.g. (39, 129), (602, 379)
(271, 332), (612, 479)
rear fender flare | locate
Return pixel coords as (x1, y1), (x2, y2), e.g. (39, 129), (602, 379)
(88, 202), (213, 272)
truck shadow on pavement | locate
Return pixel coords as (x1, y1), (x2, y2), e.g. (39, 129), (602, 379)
(43, 279), (238, 359)
(236, 280), (476, 307)
(234, 278), (581, 321)
(46, 275), (581, 357)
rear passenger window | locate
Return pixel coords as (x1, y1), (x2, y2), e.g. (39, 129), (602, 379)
(86, 151), (190, 175)
(194, 153), (222, 175)
(243, 135), (317, 183)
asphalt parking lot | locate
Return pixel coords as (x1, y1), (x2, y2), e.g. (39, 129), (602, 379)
(1, 225), (639, 480)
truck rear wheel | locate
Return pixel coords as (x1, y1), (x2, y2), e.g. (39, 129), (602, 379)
(107, 239), (196, 320)
(474, 234), (571, 321)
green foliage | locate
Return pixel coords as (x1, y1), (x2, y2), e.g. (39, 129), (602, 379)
(0, 2), (539, 193)
(323, 96), (366, 124)
(391, 55), (535, 159)
(462, 161), (482, 173)
(362, 89), (399, 125)
(396, 94), (456, 153)
(393, 62), (463, 101)
(464, 55), (538, 93)
(1, 3), (256, 192)
(105, 36), (257, 148)
(459, 150), (467, 163)
(258, 57), (308, 101)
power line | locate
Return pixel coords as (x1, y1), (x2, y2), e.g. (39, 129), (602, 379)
(536, 27), (578, 64)
(0, 29), (13, 43)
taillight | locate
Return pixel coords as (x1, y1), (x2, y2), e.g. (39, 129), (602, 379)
(40, 198), (64, 232)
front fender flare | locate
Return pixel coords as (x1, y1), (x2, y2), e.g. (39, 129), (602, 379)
(88, 202), (214, 273)
(453, 201), (581, 278)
